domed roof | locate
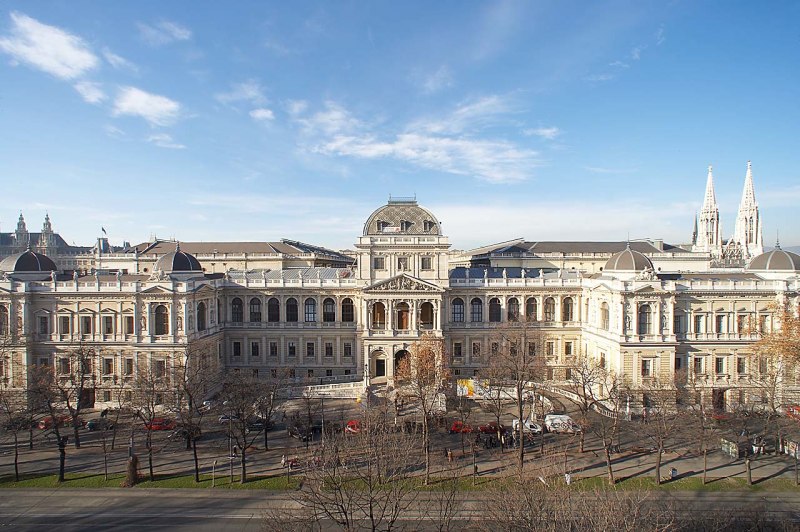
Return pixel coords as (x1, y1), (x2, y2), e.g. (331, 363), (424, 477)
(0, 248), (57, 273)
(363, 198), (441, 236)
(604, 246), (654, 272)
(748, 247), (800, 271)
(154, 244), (202, 272)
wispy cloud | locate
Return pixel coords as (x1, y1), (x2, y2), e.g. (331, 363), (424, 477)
(609, 60), (629, 69)
(137, 20), (191, 46)
(102, 47), (137, 72)
(585, 73), (614, 82)
(418, 65), (454, 94)
(412, 95), (516, 135)
(655, 26), (665, 46)
(0, 12), (98, 80)
(73, 81), (106, 104)
(250, 108), (275, 121)
(285, 99), (308, 117)
(112, 86), (181, 126)
(631, 45), (646, 61)
(215, 80), (266, 106)
(295, 101), (363, 136)
(524, 126), (561, 140)
(147, 133), (185, 149)
(104, 125), (125, 138)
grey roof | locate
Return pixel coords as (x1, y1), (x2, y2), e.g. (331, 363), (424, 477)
(449, 266), (579, 280)
(0, 250), (58, 273)
(748, 248), (800, 271)
(126, 239), (352, 262)
(225, 267), (354, 281)
(363, 199), (441, 236)
(154, 246), (203, 272)
(658, 272), (762, 281)
(604, 247), (654, 272)
(465, 240), (686, 257)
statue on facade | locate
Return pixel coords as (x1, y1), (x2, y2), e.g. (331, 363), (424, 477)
(483, 269), (488, 280)
(51, 270), (57, 282)
(72, 270), (78, 281)
(502, 268), (507, 279)
(177, 315), (183, 331)
(521, 268), (526, 279)
(116, 270), (123, 281)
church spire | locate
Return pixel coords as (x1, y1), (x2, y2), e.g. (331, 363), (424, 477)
(692, 164), (722, 257)
(701, 165), (717, 212)
(732, 160), (763, 259)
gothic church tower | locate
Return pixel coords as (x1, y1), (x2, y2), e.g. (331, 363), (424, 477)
(731, 161), (763, 260)
(692, 165), (722, 257)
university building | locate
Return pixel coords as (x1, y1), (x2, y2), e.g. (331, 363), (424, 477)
(1, 163), (798, 412)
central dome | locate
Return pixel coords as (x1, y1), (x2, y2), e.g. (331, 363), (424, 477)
(748, 247), (800, 271)
(604, 246), (654, 272)
(154, 244), (202, 273)
(363, 198), (441, 236)
(0, 249), (58, 273)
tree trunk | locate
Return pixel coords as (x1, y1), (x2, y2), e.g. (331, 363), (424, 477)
(13, 432), (19, 482)
(58, 446), (66, 482)
(147, 433), (154, 482)
(192, 437), (200, 483)
(240, 447), (247, 484)
(746, 457), (752, 485)
(655, 448), (662, 485)
(517, 394), (525, 479)
(703, 449), (708, 485)
(28, 427), (33, 450)
(264, 426), (270, 451)
(604, 444), (615, 485)
(72, 423), (81, 449)
(579, 430), (585, 453)
(423, 413), (431, 485)
(102, 432), (108, 481)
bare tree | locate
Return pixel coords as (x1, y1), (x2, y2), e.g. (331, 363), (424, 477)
(0, 387), (32, 481)
(51, 343), (97, 449)
(395, 332), (450, 485)
(28, 363), (69, 481)
(253, 367), (290, 451)
(130, 364), (171, 482)
(481, 320), (547, 478)
(640, 376), (682, 485)
(218, 369), (267, 483)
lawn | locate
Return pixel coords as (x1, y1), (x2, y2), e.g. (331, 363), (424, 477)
(0, 473), (300, 490)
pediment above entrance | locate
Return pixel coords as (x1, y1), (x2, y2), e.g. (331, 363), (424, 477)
(140, 285), (175, 295)
(365, 274), (443, 293)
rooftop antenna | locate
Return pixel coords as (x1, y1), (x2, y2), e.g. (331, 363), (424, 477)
(776, 230), (781, 249)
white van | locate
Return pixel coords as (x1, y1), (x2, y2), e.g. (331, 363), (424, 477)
(544, 414), (581, 434)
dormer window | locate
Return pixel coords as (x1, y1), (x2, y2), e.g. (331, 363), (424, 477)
(400, 220), (412, 232)
(377, 220), (389, 232)
(423, 220), (434, 232)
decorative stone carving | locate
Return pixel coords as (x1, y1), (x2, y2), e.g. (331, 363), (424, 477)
(369, 276), (438, 292)
(635, 267), (657, 281)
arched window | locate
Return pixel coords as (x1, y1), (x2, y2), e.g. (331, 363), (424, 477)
(489, 298), (502, 323)
(304, 298), (316, 322)
(267, 298), (280, 322)
(154, 305), (169, 336)
(341, 298), (355, 322)
(562, 297), (574, 322)
(638, 304), (652, 335)
(231, 298), (243, 323)
(286, 298), (298, 322)
(322, 298), (336, 322)
(601, 302), (610, 330)
(396, 302), (410, 329)
(249, 298), (261, 322)
(372, 302), (386, 329)
(526, 298), (537, 322)
(471, 298), (483, 322)
(451, 298), (465, 323)
(508, 298), (520, 322)
(0, 305), (7, 335)
(543, 298), (555, 322)
(197, 302), (207, 331)
(420, 302), (434, 329)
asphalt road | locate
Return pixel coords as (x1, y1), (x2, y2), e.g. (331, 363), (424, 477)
(0, 488), (798, 531)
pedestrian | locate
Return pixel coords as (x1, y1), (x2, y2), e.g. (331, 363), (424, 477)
(281, 454), (286, 467)
(447, 449), (453, 463)
(281, 411), (286, 422)
(232, 445), (238, 457)
(509, 433), (515, 448)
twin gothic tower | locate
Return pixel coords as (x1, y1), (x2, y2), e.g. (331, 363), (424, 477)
(692, 161), (763, 263)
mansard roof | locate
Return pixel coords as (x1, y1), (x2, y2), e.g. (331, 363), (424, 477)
(604, 247), (654, 272)
(463, 240), (685, 257)
(125, 238), (352, 262)
(363, 198), (441, 236)
(748, 248), (800, 271)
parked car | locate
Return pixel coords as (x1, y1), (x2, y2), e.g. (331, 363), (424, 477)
(38, 415), (83, 430)
(288, 425), (312, 442)
(218, 414), (240, 424)
(512, 418), (542, 434)
(544, 414), (581, 434)
(246, 417), (271, 433)
(449, 421), (474, 434)
(145, 417), (175, 431)
(169, 426), (202, 441)
(344, 420), (362, 434)
(478, 421), (506, 435)
(86, 418), (114, 431)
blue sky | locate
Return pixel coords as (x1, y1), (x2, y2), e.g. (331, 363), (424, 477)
(1, 1), (798, 251)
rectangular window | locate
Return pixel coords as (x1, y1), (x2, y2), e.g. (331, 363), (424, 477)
(38, 357), (49, 367)
(641, 359), (651, 377)
(343, 342), (352, 358)
(271, 369), (277, 378)
(737, 357), (746, 374)
(252, 369), (259, 378)
(307, 369), (314, 378)
(288, 342), (296, 357)
(472, 342), (481, 358)
(104, 316), (113, 335)
(58, 357), (70, 375)
(528, 342), (536, 357)
(397, 256), (409, 271)
(758, 315), (768, 333)
(36, 315), (48, 335)
(694, 357), (703, 374)
(124, 358), (134, 376)
(154, 360), (166, 378)
(491, 342), (499, 355)
(737, 315), (747, 333)
(694, 315), (704, 333)
(715, 315), (726, 334)
(81, 315), (93, 335)
(102, 390), (111, 402)
(675, 357), (682, 370)
(673, 315), (683, 334)
(125, 316), (134, 335)
(269, 341), (278, 357)
(453, 342), (462, 357)
(251, 342), (260, 357)
(60, 316), (71, 334)
(373, 257), (385, 270)
(758, 357), (767, 374)
(421, 256), (432, 270)
(344, 369), (351, 376)
(715, 357), (725, 374)
(564, 342), (573, 356)
(103, 358), (114, 375)
(232, 341), (241, 357)
(546, 342), (555, 356)
(565, 368), (572, 380)
(326, 369), (333, 377)
(454, 368), (461, 376)
(325, 342), (333, 357)
(306, 342), (315, 358)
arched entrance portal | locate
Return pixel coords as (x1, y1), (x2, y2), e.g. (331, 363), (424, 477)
(395, 349), (410, 374)
(372, 350), (387, 378)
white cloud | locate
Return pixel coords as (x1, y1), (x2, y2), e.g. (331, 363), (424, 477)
(112, 86), (181, 126)
(631, 46), (645, 60)
(104, 125), (125, 138)
(249, 108), (275, 121)
(215, 80), (266, 106)
(585, 73), (614, 82)
(137, 20), (191, 46)
(609, 60), (629, 69)
(73, 81), (106, 104)
(420, 65), (454, 94)
(147, 133), (185, 149)
(318, 133), (538, 184)
(297, 101), (363, 136)
(412, 95), (516, 135)
(102, 47), (137, 72)
(0, 12), (98, 80)
(655, 26), (665, 46)
(524, 126), (561, 140)
(285, 99), (308, 116)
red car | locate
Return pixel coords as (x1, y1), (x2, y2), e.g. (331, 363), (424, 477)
(478, 421), (506, 435)
(145, 417), (176, 431)
(449, 421), (474, 434)
(38, 415), (83, 430)
(344, 420), (361, 434)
